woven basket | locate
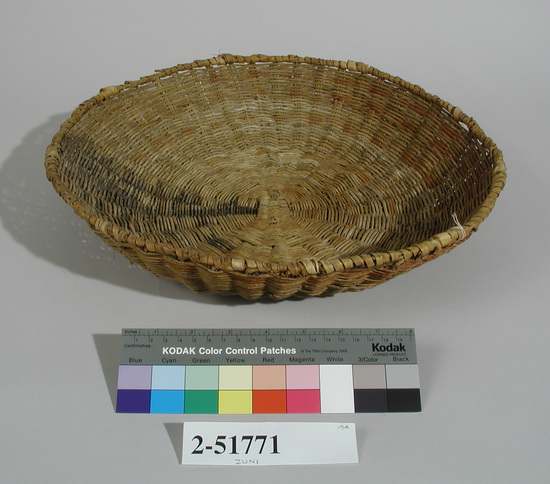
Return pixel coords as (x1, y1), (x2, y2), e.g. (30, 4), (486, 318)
(45, 54), (506, 300)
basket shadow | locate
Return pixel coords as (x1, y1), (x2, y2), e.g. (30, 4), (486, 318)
(0, 113), (278, 305)
(92, 333), (120, 411)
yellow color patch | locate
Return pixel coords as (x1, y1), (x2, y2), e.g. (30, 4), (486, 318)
(218, 390), (252, 414)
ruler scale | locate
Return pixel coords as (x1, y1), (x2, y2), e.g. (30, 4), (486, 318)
(116, 328), (421, 414)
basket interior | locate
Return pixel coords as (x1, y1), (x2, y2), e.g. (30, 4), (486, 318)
(58, 62), (494, 264)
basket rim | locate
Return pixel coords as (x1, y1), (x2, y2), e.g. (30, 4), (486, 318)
(45, 54), (507, 277)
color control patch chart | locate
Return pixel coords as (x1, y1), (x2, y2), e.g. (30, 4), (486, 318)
(116, 328), (421, 414)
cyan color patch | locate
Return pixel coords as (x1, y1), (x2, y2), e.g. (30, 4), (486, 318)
(151, 366), (185, 390)
(150, 390), (184, 413)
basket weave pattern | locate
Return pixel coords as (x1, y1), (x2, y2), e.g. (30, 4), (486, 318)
(45, 55), (506, 299)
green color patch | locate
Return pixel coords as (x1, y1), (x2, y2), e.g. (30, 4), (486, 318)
(184, 390), (219, 414)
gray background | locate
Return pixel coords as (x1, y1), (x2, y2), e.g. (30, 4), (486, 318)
(1, 1), (549, 482)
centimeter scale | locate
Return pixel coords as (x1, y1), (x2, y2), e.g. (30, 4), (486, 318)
(116, 328), (421, 414)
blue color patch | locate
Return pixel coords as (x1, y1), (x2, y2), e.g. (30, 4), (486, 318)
(116, 390), (151, 413)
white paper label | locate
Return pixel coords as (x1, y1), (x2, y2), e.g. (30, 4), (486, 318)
(182, 421), (358, 466)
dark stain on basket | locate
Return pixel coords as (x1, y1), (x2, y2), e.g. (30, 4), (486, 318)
(172, 189), (203, 210)
(60, 135), (258, 218)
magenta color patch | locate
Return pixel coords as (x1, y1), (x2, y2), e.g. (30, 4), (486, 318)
(286, 389), (321, 413)
(286, 365), (320, 390)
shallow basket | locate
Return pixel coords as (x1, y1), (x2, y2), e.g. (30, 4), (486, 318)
(45, 54), (506, 300)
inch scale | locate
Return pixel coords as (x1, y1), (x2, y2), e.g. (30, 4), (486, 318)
(119, 328), (418, 366)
